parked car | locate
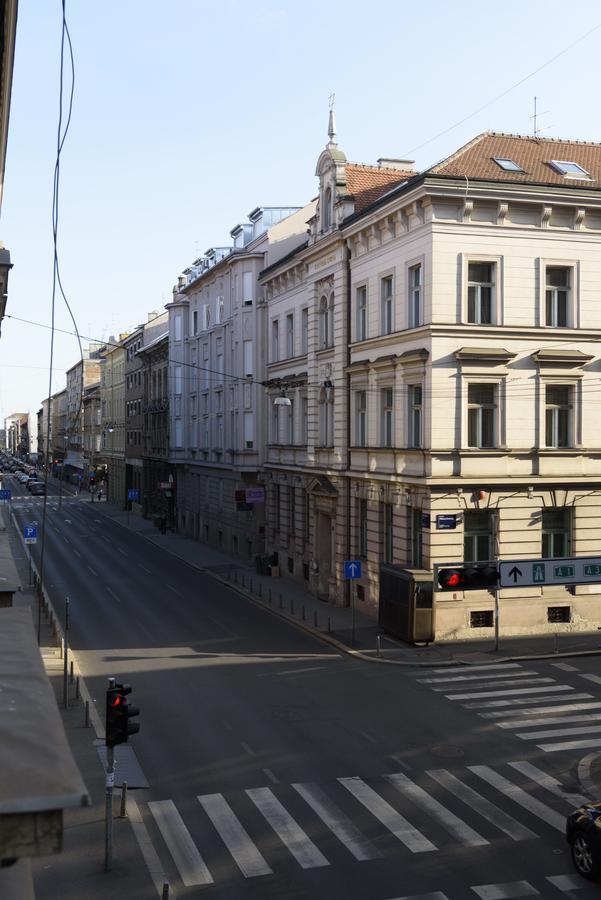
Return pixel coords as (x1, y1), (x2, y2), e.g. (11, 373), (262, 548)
(567, 802), (601, 879)
(28, 481), (46, 496)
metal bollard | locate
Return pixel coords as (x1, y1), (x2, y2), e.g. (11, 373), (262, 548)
(377, 634), (381, 658)
(162, 884), (170, 900)
(84, 700), (90, 728)
(554, 632), (559, 654)
(75, 676), (80, 700)
(119, 782), (128, 818)
(70, 660), (74, 684)
(314, 610), (318, 628)
(302, 605), (305, 621)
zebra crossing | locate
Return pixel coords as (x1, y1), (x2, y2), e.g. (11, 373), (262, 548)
(141, 759), (587, 889)
(412, 661), (601, 754)
(390, 873), (596, 898)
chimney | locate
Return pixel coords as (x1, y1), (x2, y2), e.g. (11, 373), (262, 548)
(147, 310), (159, 322)
(377, 158), (415, 172)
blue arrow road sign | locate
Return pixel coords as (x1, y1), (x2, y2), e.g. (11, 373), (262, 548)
(344, 560), (362, 580)
(0, 489), (11, 500)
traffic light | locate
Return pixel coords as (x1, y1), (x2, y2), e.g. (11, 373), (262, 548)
(106, 681), (140, 748)
(437, 563), (498, 591)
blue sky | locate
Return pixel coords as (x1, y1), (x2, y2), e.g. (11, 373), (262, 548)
(2, 0), (601, 422)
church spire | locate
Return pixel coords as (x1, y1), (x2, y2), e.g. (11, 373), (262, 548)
(327, 93), (337, 146)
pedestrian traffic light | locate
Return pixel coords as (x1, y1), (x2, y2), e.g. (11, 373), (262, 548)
(106, 681), (140, 747)
(437, 563), (498, 591)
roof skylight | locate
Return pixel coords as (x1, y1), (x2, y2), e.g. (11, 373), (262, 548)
(550, 160), (591, 178)
(493, 157), (524, 173)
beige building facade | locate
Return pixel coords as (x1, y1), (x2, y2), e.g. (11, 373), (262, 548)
(261, 126), (601, 640)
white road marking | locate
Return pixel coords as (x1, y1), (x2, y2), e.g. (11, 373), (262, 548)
(63, 536), (70, 544)
(426, 769), (536, 841)
(507, 761), (589, 807)
(433, 678), (554, 692)
(359, 730), (377, 744)
(148, 799), (213, 886)
(338, 776), (436, 853)
(389, 754), (412, 772)
(117, 547), (128, 556)
(546, 873), (587, 891)
(446, 685), (573, 701)
(277, 666), (328, 676)
(262, 768), (279, 785)
(551, 662), (578, 672)
(580, 673), (601, 685)
(73, 549), (81, 558)
(418, 671), (535, 684)
(497, 713), (601, 729)
(293, 781), (380, 861)
(166, 584), (183, 598)
(469, 766), (565, 831)
(138, 563), (152, 574)
(240, 741), (255, 757)
(481, 700), (600, 719)
(519, 724), (601, 740)
(106, 586), (120, 603)
(392, 893), (450, 900)
(385, 772), (488, 847)
(471, 881), (539, 899)
(419, 664), (522, 675)
(538, 738), (601, 752)
(198, 793), (272, 878)
(128, 796), (177, 899)
(463, 693), (593, 710)
(87, 565), (97, 576)
(246, 786), (329, 869)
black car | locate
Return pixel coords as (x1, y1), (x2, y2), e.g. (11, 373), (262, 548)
(28, 481), (46, 496)
(567, 802), (601, 879)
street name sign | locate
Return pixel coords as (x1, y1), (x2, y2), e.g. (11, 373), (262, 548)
(0, 489), (11, 500)
(344, 560), (362, 579)
(499, 556), (601, 588)
(24, 523), (37, 545)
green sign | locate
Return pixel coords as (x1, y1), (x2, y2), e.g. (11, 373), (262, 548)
(584, 564), (601, 577)
(532, 563), (546, 583)
(554, 565), (575, 578)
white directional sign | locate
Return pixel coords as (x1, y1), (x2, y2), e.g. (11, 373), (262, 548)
(499, 556), (601, 588)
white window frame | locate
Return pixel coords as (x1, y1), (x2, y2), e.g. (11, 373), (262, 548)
(286, 313), (294, 358)
(540, 377), (581, 449)
(408, 384), (422, 449)
(408, 263), (422, 329)
(286, 399), (295, 445)
(380, 274), (394, 335)
(380, 387), (393, 447)
(355, 390), (367, 446)
(466, 381), (499, 449)
(539, 259), (578, 329)
(356, 284), (368, 341)
(462, 255), (502, 326)
(271, 319), (279, 362)
(544, 383), (572, 448)
(301, 308), (309, 354)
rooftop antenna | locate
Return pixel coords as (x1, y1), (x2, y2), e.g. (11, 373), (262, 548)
(531, 96), (551, 137)
(328, 92), (336, 146)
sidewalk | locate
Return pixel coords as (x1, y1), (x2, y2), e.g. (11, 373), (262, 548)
(89, 495), (601, 666)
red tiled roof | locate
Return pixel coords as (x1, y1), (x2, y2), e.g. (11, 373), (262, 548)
(430, 132), (601, 188)
(345, 164), (412, 212)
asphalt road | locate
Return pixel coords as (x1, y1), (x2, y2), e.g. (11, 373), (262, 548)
(7, 473), (601, 900)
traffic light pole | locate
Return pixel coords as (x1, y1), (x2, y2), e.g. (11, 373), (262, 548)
(105, 676), (115, 872)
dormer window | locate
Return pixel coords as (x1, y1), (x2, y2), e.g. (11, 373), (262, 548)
(323, 186), (332, 230)
(492, 157), (524, 173)
(549, 160), (591, 179)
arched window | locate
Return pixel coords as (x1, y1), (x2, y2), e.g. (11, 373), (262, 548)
(323, 187), (332, 230)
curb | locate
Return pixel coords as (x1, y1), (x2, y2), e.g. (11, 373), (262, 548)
(89, 503), (601, 669)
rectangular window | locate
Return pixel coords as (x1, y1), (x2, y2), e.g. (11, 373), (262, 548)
(464, 510), (493, 562)
(301, 395), (308, 444)
(542, 509), (571, 559)
(271, 320), (279, 362)
(242, 271), (253, 303)
(356, 285), (367, 340)
(409, 264), (422, 328)
(193, 310), (198, 335)
(408, 385), (422, 448)
(467, 262), (494, 325)
(174, 366), (182, 395)
(243, 340), (253, 377)
(301, 308), (309, 354)
(355, 391), (367, 446)
(243, 411), (254, 449)
(286, 313), (294, 358)
(467, 384), (496, 448)
(381, 276), (393, 335)
(358, 499), (368, 557)
(383, 502), (393, 564)
(286, 400), (294, 444)
(410, 507), (423, 567)
(381, 388), (393, 447)
(274, 485), (280, 531)
(174, 314), (183, 341)
(545, 267), (570, 327)
(545, 385), (571, 448)
(289, 488), (296, 538)
(271, 404), (279, 444)
(174, 419), (183, 448)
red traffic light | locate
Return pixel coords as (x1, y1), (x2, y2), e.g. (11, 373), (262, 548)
(437, 564), (498, 591)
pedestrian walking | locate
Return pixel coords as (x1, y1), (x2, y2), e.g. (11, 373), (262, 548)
(97, 487), (102, 502)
